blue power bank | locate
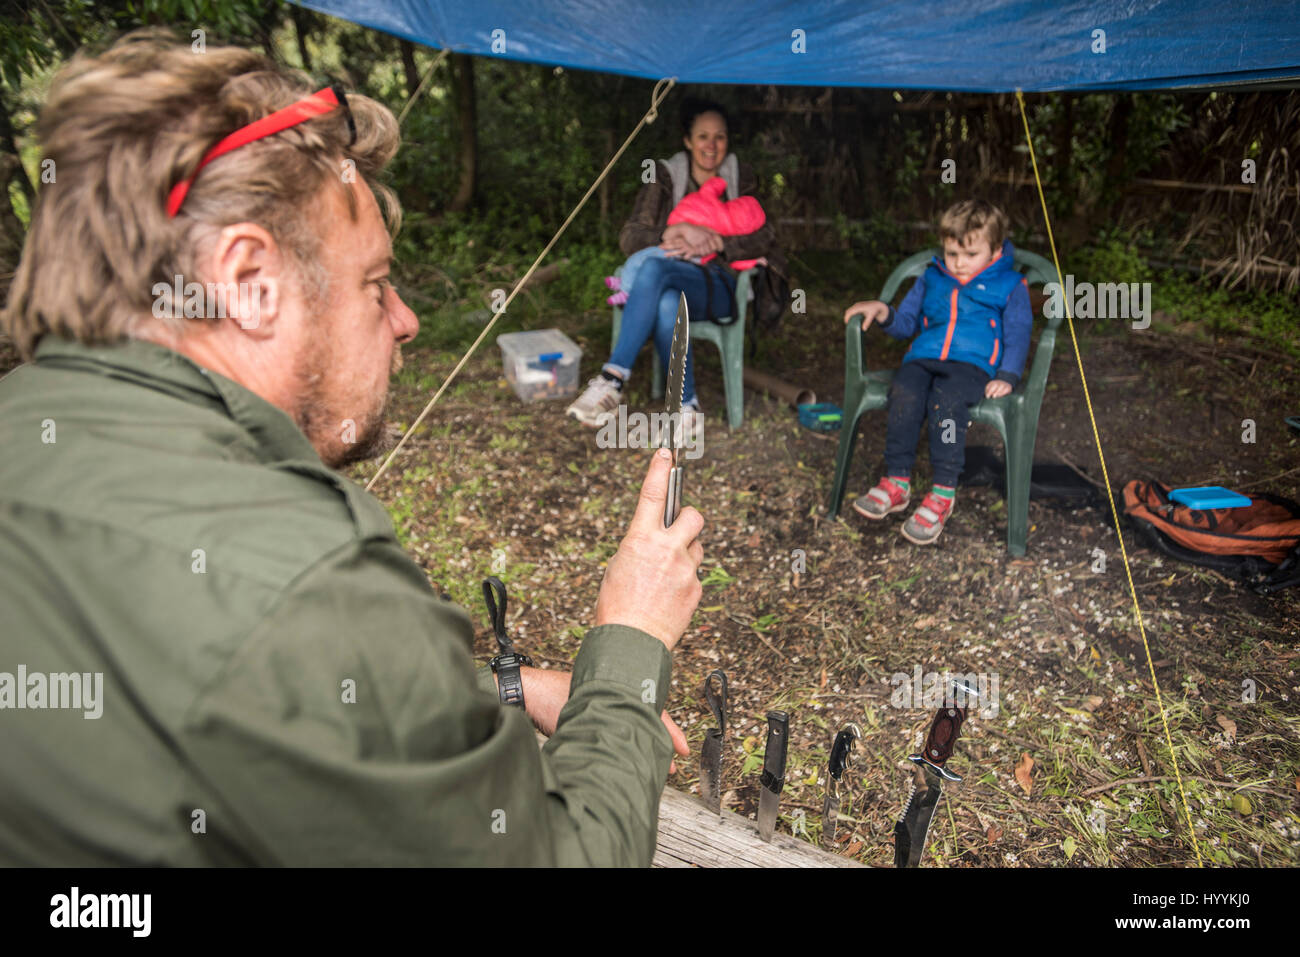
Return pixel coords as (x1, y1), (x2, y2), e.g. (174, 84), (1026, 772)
(1169, 486), (1251, 509)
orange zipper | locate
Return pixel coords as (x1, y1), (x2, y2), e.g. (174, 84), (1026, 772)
(940, 288), (958, 360)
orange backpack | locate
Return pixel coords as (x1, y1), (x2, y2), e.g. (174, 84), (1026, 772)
(1123, 480), (1300, 593)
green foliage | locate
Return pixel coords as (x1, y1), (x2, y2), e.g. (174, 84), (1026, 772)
(701, 566), (735, 589)
(1071, 227), (1156, 285)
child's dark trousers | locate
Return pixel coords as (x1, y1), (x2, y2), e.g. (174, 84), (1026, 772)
(883, 358), (990, 488)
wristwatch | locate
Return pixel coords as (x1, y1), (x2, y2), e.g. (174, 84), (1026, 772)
(483, 577), (533, 708)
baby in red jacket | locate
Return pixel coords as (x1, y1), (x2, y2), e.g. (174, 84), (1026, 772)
(605, 176), (766, 306)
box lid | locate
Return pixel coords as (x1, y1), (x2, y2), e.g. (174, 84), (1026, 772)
(496, 328), (581, 363)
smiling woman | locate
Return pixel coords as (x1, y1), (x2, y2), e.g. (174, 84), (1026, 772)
(565, 96), (787, 434)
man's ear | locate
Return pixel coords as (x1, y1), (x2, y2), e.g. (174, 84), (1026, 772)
(204, 222), (287, 338)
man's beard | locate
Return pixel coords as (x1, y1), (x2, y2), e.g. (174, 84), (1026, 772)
(292, 339), (402, 469)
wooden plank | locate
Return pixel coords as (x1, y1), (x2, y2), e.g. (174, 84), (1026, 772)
(653, 788), (864, 868)
(534, 733), (862, 867)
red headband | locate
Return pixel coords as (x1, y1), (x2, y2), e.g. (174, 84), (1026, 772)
(166, 86), (355, 218)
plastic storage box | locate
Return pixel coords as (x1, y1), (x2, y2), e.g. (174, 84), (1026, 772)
(496, 329), (582, 402)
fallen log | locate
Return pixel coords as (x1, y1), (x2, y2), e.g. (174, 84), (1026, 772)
(742, 368), (816, 409)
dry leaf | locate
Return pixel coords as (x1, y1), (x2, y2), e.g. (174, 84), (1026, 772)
(1215, 714), (1237, 743)
(745, 530), (762, 548)
(986, 823), (1003, 844)
(1083, 695), (1104, 712)
(792, 571), (801, 589)
(820, 666), (828, 689)
(1015, 752), (1035, 795)
(840, 841), (863, 857)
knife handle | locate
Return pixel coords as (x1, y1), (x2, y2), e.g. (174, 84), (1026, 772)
(705, 670), (727, 735)
(921, 705), (967, 766)
(760, 710), (790, 789)
(663, 464), (683, 527)
(828, 725), (860, 781)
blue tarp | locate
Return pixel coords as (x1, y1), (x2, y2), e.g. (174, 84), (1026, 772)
(299, 0), (1300, 91)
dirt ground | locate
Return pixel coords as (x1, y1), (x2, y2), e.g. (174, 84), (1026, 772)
(353, 298), (1300, 868)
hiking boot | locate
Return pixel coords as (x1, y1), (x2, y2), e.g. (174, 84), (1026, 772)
(567, 376), (622, 426)
(901, 492), (954, 545)
(852, 477), (910, 520)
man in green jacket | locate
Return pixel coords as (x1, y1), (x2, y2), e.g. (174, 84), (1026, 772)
(0, 32), (703, 866)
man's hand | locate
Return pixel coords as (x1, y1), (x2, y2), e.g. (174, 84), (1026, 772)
(985, 378), (1012, 399)
(519, 666), (689, 772)
(595, 448), (704, 650)
(843, 300), (890, 330)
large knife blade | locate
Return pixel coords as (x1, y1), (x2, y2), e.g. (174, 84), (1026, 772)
(756, 710), (789, 842)
(893, 764), (944, 868)
(662, 292), (688, 528)
(894, 679), (978, 867)
(698, 670), (727, 815)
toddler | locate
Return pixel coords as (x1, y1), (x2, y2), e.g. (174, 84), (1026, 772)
(842, 199), (1032, 545)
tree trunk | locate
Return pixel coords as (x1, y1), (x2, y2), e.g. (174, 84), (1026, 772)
(290, 5), (312, 70)
(400, 40), (420, 101)
(0, 99), (34, 204)
(0, 153), (28, 308)
(1102, 93), (1133, 210)
(598, 127), (613, 244)
(1055, 94), (1075, 197)
(447, 53), (477, 214)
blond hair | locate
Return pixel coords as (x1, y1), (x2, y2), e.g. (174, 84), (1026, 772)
(938, 199), (1009, 250)
(3, 29), (402, 359)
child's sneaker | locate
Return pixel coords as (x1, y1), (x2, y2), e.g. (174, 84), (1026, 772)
(606, 291), (629, 306)
(901, 491), (954, 545)
(852, 477), (910, 520)
(604, 276), (622, 291)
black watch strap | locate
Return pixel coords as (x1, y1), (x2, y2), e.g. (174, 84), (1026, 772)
(492, 653), (527, 707)
(483, 577), (531, 708)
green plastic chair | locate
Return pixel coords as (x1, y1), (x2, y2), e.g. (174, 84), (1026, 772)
(610, 267), (756, 430)
(827, 248), (1063, 556)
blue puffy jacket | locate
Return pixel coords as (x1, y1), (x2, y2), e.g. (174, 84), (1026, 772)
(879, 240), (1033, 386)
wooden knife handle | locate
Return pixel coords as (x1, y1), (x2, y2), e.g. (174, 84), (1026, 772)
(921, 706), (966, 766)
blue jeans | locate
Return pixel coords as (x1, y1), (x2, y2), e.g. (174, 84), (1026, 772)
(605, 255), (736, 408)
(617, 246), (671, 297)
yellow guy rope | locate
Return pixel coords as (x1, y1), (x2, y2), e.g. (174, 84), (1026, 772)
(1014, 90), (1204, 867)
(366, 77), (678, 493)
